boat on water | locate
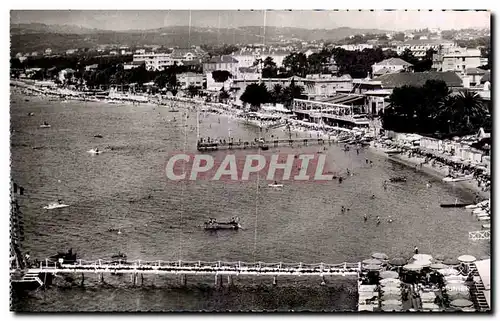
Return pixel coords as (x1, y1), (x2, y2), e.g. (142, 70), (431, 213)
(385, 149), (402, 154)
(204, 217), (240, 231)
(440, 203), (473, 208)
(482, 224), (491, 229)
(389, 176), (407, 183)
(478, 216), (490, 221)
(268, 181), (283, 188)
(475, 213), (489, 218)
(87, 148), (103, 155)
(43, 201), (70, 210)
(442, 175), (474, 183)
(40, 122), (51, 128)
(111, 252), (127, 263)
(49, 248), (77, 264)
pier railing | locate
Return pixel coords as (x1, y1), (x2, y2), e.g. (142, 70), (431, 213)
(29, 259), (361, 276)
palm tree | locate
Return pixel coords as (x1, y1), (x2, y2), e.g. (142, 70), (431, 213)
(271, 84), (283, 104)
(438, 91), (487, 134)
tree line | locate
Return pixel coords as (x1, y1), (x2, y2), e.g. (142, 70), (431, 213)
(257, 46), (435, 80)
(240, 79), (306, 111)
(382, 80), (491, 138)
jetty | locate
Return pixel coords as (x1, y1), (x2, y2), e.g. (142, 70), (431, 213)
(197, 138), (339, 151)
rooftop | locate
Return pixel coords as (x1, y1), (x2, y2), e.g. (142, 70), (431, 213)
(206, 55), (239, 64)
(465, 68), (487, 75)
(374, 71), (463, 88)
(374, 58), (413, 67)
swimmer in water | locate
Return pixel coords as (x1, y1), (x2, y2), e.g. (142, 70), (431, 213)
(363, 214), (368, 222)
(388, 216), (393, 223)
(371, 194), (375, 199)
(426, 182), (432, 188)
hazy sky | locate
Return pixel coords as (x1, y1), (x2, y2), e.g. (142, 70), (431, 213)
(11, 10), (491, 31)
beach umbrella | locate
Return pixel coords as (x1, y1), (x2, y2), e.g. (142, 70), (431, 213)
(359, 285), (378, 292)
(372, 252), (389, 260)
(422, 303), (440, 310)
(381, 283), (401, 290)
(403, 264), (422, 271)
(381, 293), (401, 300)
(363, 264), (382, 271)
(458, 255), (476, 263)
(413, 254), (433, 262)
(380, 271), (399, 279)
(381, 305), (402, 311)
(363, 258), (382, 265)
(389, 257), (407, 266)
(443, 258), (460, 266)
(380, 278), (401, 285)
(382, 299), (402, 306)
(413, 260), (431, 267)
(430, 263), (448, 270)
(450, 299), (473, 308)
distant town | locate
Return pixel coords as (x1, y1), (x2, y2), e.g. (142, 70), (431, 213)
(10, 26), (491, 133)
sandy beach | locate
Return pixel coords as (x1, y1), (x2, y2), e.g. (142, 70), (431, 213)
(368, 144), (490, 200)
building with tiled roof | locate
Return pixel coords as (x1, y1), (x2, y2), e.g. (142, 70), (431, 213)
(203, 55), (239, 75)
(373, 71), (463, 91)
(372, 58), (413, 76)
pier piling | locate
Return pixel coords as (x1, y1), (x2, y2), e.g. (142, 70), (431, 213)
(273, 276), (277, 286)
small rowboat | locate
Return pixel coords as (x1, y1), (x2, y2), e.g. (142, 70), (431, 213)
(40, 124), (51, 128)
(43, 202), (70, 210)
(268, 184), (284, 188)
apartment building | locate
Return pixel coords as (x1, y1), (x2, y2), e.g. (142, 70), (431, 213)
(133, 53), (174, 71)
(441, 48), (482, 73)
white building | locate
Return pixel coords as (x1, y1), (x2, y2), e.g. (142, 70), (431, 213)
(232, 50), (290, 69)
(177, 72), (204, 89)
(335, 44), (374, 51)
(442, 48), (482, 73)
(133, 53), (174, 71)
(459, 67), (487, 88)
(302, 74), (353, 98)
(371, 58), (413, 76)
(396, 40), (457, 58)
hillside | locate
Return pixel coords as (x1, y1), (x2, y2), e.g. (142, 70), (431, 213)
(11, 23), (391, 53)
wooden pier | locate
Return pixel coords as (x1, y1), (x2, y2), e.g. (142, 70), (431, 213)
(19, 259), (361, 288)
(197, 138), (341, 151)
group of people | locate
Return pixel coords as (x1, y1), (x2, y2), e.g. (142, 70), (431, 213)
(406, 148), (490, 194)
(362, 214), (393, 224)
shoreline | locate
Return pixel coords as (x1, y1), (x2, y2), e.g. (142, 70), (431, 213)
(368, 145), (490, 200)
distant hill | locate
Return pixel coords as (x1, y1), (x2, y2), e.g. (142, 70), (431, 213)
(10, 23), (392, 54)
